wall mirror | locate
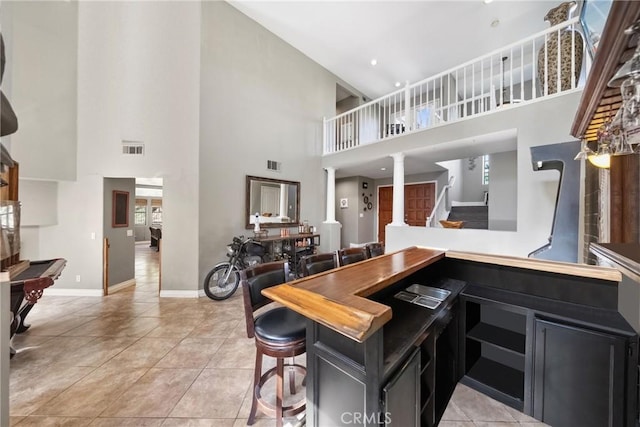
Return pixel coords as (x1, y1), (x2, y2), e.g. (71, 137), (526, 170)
(246, 175), (300, 228)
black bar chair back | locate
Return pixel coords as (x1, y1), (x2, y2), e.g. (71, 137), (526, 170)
(366, 242), (385, 258)
(299, 252), (338, 277)
(240, 261), (306, 427)
(336, 247), (369, 267)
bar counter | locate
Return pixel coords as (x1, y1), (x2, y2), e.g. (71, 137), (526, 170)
(264, 245), (636, 427)
(262, 246), (444, 342)
(263, 246), (621, 343)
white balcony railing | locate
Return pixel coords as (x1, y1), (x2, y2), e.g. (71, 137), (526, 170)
(323, 17), (587, 155)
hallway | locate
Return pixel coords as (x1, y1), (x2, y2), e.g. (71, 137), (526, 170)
(9, 246), (548, 426)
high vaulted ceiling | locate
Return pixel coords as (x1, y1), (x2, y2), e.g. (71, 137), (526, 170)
(228, 0), (564, 100)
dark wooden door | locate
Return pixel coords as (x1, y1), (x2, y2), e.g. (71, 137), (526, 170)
(405, 183), (436, 226)
(378, 183), (436, 243)
(533, 319), (627, 427)
(378, 187), (393, 244)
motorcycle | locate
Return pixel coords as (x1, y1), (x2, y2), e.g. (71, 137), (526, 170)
(203, 235), (269, 300)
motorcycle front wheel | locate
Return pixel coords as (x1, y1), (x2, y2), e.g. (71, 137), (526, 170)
(203, 263), (240, 300)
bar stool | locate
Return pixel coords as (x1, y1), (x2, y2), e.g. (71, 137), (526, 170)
(365, 242), (385, 258)
(240, 261), (306, 427)
(299, 252), (337, 277)
(336, 247), (369, 266)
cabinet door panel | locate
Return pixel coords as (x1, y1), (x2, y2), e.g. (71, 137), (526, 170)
(533, 319), (626, 427)
(383, 348), (420, 426)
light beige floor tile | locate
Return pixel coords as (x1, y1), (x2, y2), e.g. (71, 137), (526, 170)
(206, 338), (256, 369)
(61, 316), (131, 337)
(32, 366), (149, 417)
(100, 368), (201, 417)
(437, 422), (476, 427)
(12, 416), (93, 426)
(169, 369), (253, 418)
(473, 423), (520, 427)
(451, 384), (518, 422)
(232, 419), (276, 427)
(10, 336), (95, 368)
(161, 419), (236, 427)
(10, 416), (25, 426)
(144, 316), (201, 338)
(108, 316), (163, 337)
(155, 338), (226, 368)
(441, 399), (471, 421)
(10, 366), (95, 416)
(503, 405), (546, 424)
(101, 337), (180, 368)
(88, 418), (164, 426)
(23, 316), (99, 337)
(55, 336), (140, 367)
(188, 319), (241, 339)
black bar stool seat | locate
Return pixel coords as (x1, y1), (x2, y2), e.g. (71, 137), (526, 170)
(254, 307), (306, 343)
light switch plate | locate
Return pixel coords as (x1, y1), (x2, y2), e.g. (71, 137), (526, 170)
(127, 229), (133, 237)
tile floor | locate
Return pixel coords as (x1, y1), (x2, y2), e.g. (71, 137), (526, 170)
(9, 243), (549, 427)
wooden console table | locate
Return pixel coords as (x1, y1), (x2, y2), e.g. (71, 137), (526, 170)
(253, 233), (320, 277)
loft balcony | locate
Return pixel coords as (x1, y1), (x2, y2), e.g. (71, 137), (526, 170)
(323, 17), (589, 156)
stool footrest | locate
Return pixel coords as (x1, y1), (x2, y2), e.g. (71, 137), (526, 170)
(255, 364), (306, 419)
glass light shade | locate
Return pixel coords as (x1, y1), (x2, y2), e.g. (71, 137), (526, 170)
(588, 152), (611, 168)
(574, 138), (595, 160)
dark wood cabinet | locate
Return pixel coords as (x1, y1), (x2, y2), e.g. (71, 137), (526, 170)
(460, 282), (638, 427)
(383, 348), (420, 426)
(461, 296), (528, 411)
(533, 318), (628, 427)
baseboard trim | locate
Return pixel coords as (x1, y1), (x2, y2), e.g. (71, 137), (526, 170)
(45, 288), (103, 297)
(159, 289), (201, 298)
(109, 279), (136, 294)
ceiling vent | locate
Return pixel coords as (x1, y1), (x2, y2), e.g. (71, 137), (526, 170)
(267, 160), (281, 172)
(122, 140), (144, 155)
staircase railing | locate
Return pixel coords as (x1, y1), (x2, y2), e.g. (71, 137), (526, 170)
(323, 16), (586, 155)
(427, 176), (456, 227)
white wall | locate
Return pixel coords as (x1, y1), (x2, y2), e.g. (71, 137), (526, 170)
(436, 159), (463, 205)
(1, 1), (77, 181)
(12, 2), (202, 292)
(460, 156), (487, 202)
(198, 2), (348, 284)
(18, 179), (57, 226)
(488, 150), (517, 231)
(336, 92), (583, 258)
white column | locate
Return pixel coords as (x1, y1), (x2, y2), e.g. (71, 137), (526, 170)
(324, 167), (338, 223)
(391, 153), (407, 226)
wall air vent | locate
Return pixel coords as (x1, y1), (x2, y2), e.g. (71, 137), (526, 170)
(122, 140), (145, 155)
(267, 160), (281, 172)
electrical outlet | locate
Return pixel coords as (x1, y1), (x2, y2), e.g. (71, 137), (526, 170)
(75, 275), (81, 282)
(90, 232), (96, 240)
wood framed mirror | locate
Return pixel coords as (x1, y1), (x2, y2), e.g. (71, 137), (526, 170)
(246, 175), (300, 229)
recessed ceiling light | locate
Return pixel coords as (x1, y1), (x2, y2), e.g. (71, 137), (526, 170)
(370, 59), (377, 66)
(483, 0), (494, 4)
(381, 167), (387, 171)
(491, 19), (500, 27)
(395, 82), (401, 87)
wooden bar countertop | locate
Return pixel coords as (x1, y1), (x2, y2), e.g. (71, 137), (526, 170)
(262, 246), (445, 343)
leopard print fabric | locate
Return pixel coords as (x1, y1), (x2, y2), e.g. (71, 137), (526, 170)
(537, 1), (583, 95)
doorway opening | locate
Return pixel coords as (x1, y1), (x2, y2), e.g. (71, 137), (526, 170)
(134, 177), (163, 293)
